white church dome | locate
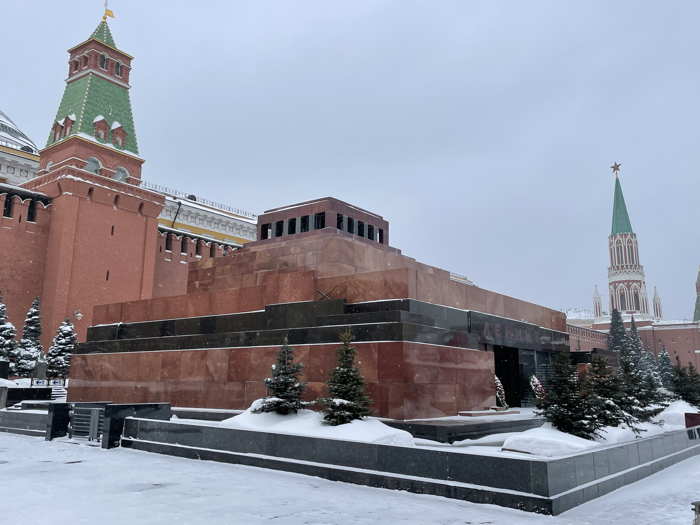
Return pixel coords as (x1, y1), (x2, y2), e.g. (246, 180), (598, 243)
(0, 109), (38, 154)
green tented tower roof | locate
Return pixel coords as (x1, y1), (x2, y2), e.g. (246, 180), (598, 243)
(46, 21), (138, 155)
(90, 20), (116, 48)
(611, 176), (634, 235)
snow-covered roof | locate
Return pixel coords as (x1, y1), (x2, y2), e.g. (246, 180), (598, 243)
(565, 307), (595, 320)
(0, 109), (38, 153)
(0, 183), (50, 203)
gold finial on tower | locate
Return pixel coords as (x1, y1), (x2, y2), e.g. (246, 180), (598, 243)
(102, 0), (115, 21)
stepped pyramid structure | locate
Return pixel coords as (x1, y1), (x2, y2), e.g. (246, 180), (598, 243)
(0, 18), (256, 348)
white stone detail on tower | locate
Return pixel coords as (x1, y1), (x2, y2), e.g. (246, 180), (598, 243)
(592, 285), (603, 318)
(652, 286), (663, 320)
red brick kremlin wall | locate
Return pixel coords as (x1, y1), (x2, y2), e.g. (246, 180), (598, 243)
(21, 166), (164, 347)
(0, 194), (50, 336)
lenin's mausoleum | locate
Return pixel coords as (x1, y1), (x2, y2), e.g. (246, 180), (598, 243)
(2, 19), (699, 420)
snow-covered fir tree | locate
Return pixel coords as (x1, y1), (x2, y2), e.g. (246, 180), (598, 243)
(253, 338), (306, 415)
(639, 349), (664, 398)
(322, 329), (371, 426)
(46, 319), (76, 378)
(495, 375), (508, 409)
(672, 361), (700, 408)
(537, 352), (603, 439)
(15, 298), (43, 378)
(583, 356), (638, 431)
(607, 308), (626, 353)
(0, 296), (16, 363)
(657, 347), (675, 389)
(617, 318), (664, 421)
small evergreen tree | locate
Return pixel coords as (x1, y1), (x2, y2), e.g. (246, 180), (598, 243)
(46, 320), (76, 378)
(583, 356), (638, 431)
(639, 350), (665, 400)
(253, 338), (306, 415)
(15, 298), (43, 378)
(657, 347), (675, 390)
(672, 360), (700, 408)
(495, 375), (508, 409)
(616, 318), (664, 421)
(0, 297), (16, 363)
(607, 309), (626, 353)
(322, 330), (371, 426)
(537, 352), (603, 439)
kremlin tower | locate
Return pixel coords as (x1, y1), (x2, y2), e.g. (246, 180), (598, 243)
(20, 17), (164, 344)
(601, 164), (658, 322)
(0, 14), (256, 347)
(694, 267), (700, 322)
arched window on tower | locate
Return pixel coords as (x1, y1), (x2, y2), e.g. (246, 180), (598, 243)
(616, 241), (624, 266)
(619, 288), (627, 311)
(85, 157), (101, 175)
(114, 167), (129, 183)
(633, 290), (640, 311)
(627, 243), (635, 265)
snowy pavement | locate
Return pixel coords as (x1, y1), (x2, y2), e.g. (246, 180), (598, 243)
(2, 433), (699, 525)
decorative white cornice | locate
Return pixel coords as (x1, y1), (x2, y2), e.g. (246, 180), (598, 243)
(159, 198), (257, 241)
(608, 268), (646, 282)
(66, 69), (131, 89)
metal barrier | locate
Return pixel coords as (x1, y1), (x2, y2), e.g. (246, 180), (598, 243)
(68, 406), (105, 441)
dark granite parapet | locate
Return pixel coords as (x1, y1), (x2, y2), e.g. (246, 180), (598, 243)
(385, 417), (546, 443)
(77, 322), (478, 355)
(81, 299), (568, 355)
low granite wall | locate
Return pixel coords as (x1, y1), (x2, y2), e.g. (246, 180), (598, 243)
(0, 410), (47, 436)
(122, 417), (700, 514)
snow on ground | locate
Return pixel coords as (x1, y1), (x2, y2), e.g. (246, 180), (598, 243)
(0, 378), (18, 388)
(221, 402), (414, 446)
(1, 433), (699, 525)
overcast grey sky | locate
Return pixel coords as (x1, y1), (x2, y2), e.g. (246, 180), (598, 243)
(3, 1), (699, 319)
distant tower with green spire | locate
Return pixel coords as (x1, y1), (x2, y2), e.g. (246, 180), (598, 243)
(605, 163), (655, 320)
(694, 267), (700, 322)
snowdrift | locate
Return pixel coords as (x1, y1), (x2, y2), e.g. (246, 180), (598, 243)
(501, 424), (597, 457)
(220, 400), (414, 446)
(500, 401), (699, 456)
